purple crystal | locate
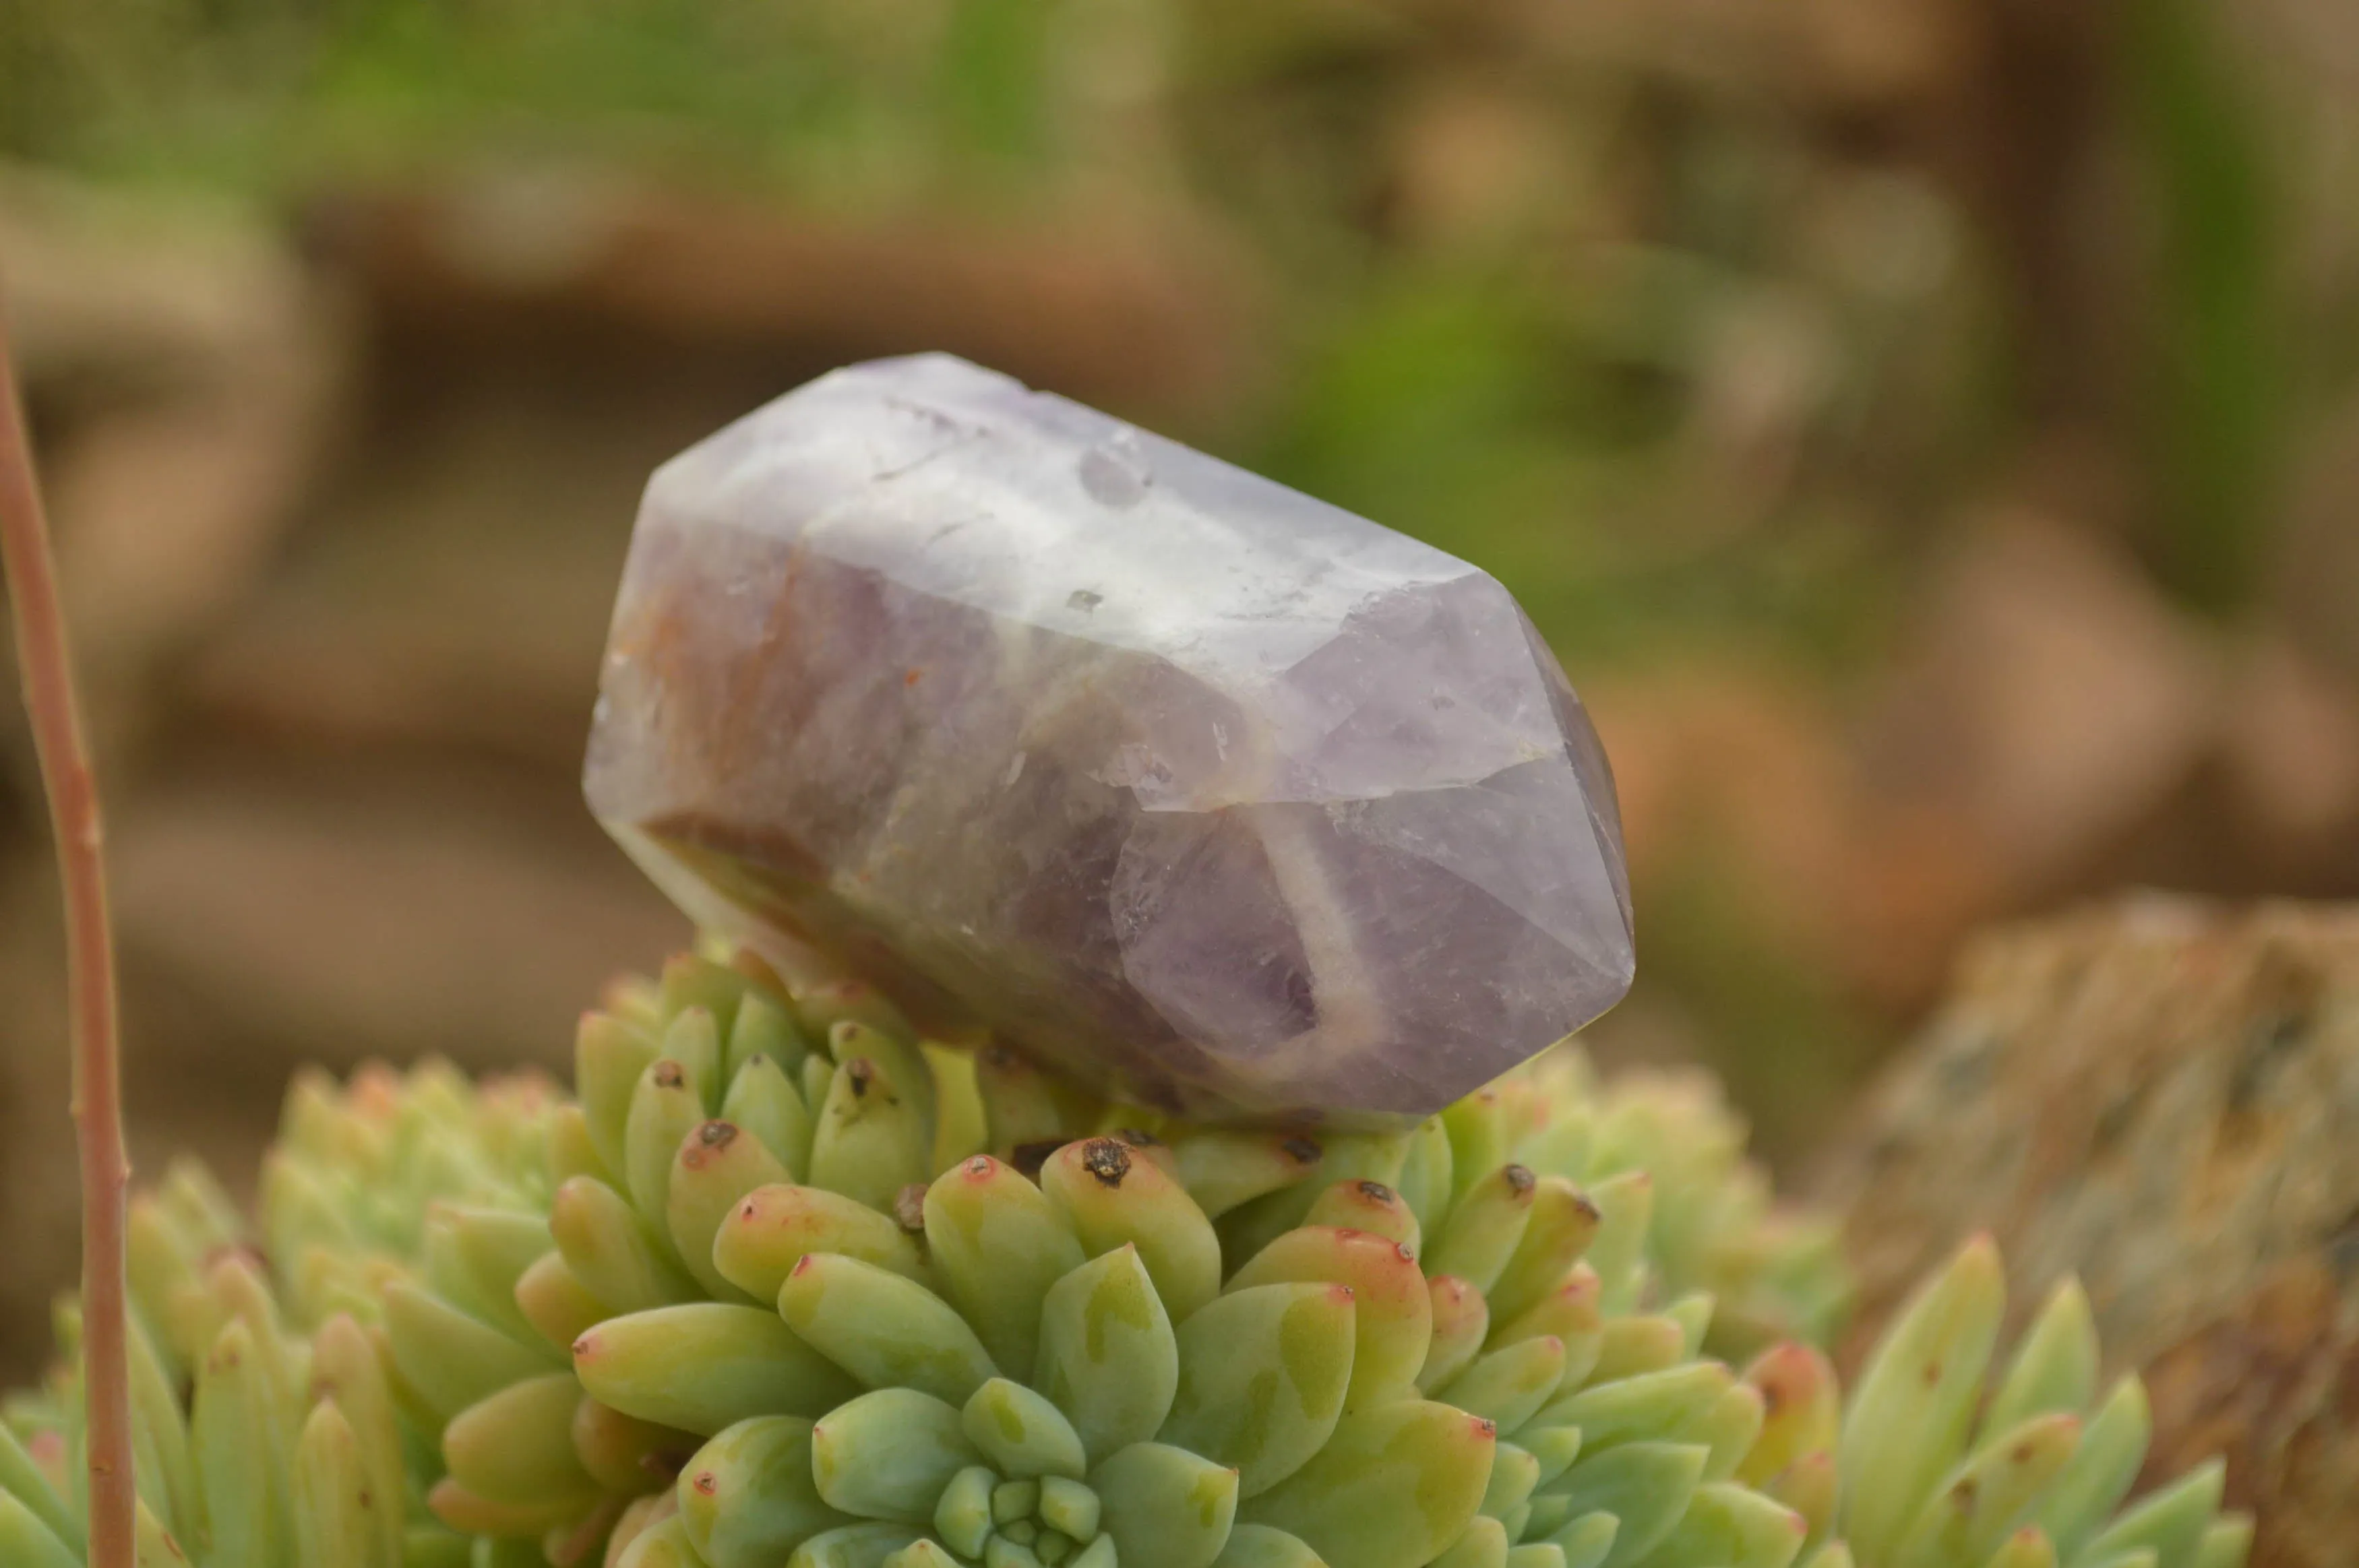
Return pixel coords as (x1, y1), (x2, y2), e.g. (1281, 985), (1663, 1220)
(586, 354), (1632, 1123)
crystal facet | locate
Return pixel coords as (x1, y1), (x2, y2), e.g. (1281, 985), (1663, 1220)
(586, 354), (1633, 1123)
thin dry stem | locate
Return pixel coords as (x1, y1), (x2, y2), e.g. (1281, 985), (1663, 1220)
(0, 307), (133, 1562)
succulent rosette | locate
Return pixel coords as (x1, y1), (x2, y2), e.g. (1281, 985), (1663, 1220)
(408, 951), (1835, 1568)
(0, 1065), (559, 1568)
(581, 1137), (1498, 1568)
(1810, 1237), (2253, 1568)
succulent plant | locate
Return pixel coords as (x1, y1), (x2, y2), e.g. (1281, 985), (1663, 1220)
(398, 951), (1827, 1568)
(260, 1062), (561, 1333)
(0, 947), (2253, 1568)
(0, 1064), (560, 1567)
(1485, 1055), (1848, 1359)
(1814, 1236), (2253, 1568)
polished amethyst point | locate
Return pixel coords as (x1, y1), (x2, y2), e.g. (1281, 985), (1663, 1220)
(586, 354), (1632, 1123)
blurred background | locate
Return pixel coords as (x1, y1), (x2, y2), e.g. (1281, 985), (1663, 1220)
(2, 0), (2356, 1377)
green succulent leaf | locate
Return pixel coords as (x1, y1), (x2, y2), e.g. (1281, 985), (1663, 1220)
(0, 1424), (78, 1554)
(577, 1011), (661, 1179)
(1891, 1411), (2082, 1568)
(727, 988), (814, 1084)
(381, 1280), (550, 1423)
(828, 1019), (938, 1135)
(1984, 1527), (2059, 1568)
(2034, 1379), (2153, 1560)
(1040, 1474), (1103, 1540)
(551, 1173), (699, 1314)
(1167, 1131), (1324, 1222)
(2071, 1460), (2224, 1568)
(1535, 1362), (1732, 1455)
(1427, 1164), (1540, 1294)
(627, 1056), (713, 1234)
(1218, 1131), (1408, 1267)
(192, 1316), (288, 1567)
(883, 1540), (967, 1568)
(788, 1522), (925, 1568)
(1984, 1282), (2100, 1439)
(2193, 1516), (2254, 1568)
(669, 1120), (793, 1303)
(1237, 1400), (1495, 1568)
(1041, 1138), (1225, 1325)
(439, 1205), (559, 1344)
(780, 1251), (999, 1405)
(1395, 1117), (1457, 1245)
(1482, 1443), (1543, 1522)
(514, 1251), (613, 1351)
(964, 1377), (1091, 1480)
(811, 1387), (984, 1524)
(1212, 1521), (1329, 1568)
(122, 1316), (197, 1542)
(1419, 1275), (1492, 1392)
(1036, 1245), (1181, 1463)
(290, 1400), (389, 1568)
(810, 1055), (931, 1214)
(1584, 1315), (1687, 1388)
(1301, 1179), (1423, 1255)
(1162, 1281), (1355, 1498)
(574, 1398), (695, 1493)
(1438, 1336), (1568, 1435)
(1540, 1442), (1706, 1568)
(1581, 1172), (1654, 1315)
(1228, 1226), (1432, 1406)
(1487, 1179), (1601, 1329)
(926, 1156), (1088, 1383)
(1737, 1345), (1840, 1488)
(936, 1466), (999, 1558)
(1839, 1237), (2007, 1562)
(1546, 1511), (1620, 1568)
(1694, 1381), (1769, 1483)
(440, 1373), (598, 1505)
(1638, 1479), (1806, 1568)
(1525, 1426), (1585, 1488)
(574, 1303), (859, 1435)
(1432, 1515), (1512, 1568)
(617, 1513), (706, 1568)
(723, 1051), (816, 1179)
(0, 1491), (78, 1568)
(678, 1416), (854, 1568)
(714, 1183), (929, 1301)
(1442, 1092), (1510, 1214)
(1093, 1441), (1242, 1568)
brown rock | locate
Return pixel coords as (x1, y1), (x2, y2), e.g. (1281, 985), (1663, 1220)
(1818, 895), (2359, 1568)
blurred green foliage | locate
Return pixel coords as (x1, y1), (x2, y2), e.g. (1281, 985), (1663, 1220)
(1, 0), (1084, 206)
(2123, 0), (2282, 615)
(0, 0), (2315, 647)
(0, 0), (1986, 664)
